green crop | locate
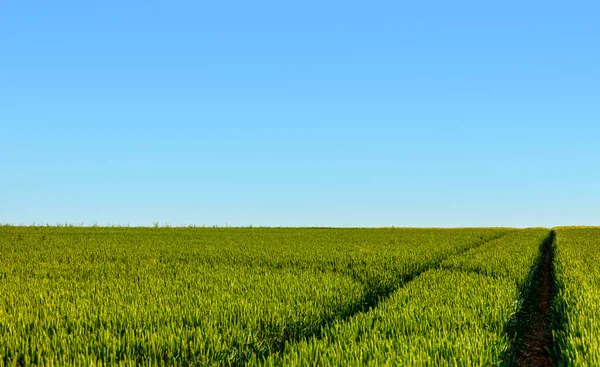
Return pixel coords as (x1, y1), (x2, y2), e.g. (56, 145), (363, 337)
(553, 227), (600, 366)
(0, 226), (506, 366)
(6, 225), (600, 365)
(258, 229), (549, 366)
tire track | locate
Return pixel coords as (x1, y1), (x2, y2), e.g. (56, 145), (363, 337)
(502, 230), (555, 367)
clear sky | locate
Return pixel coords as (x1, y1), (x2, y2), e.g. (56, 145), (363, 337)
(2, 1), (599, 227)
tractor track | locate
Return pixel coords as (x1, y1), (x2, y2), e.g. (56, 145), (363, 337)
(506, 230), (556, 367)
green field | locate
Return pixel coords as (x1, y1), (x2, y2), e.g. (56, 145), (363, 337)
(0, 226), (597, 366)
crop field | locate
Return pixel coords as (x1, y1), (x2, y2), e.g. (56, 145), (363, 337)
(553, 227), (600, 366)
(0, 226), (597, 366)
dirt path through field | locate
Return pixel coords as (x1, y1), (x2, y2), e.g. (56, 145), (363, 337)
(514, 230), (555, 367)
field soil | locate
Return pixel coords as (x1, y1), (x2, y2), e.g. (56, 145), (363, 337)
(514, 232), (555, 367)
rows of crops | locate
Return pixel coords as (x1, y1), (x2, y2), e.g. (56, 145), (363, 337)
(553, 227), (600, 365)
(0, 226), (598, 365)
(259, 229), (549, 366)
(0, 227), (504, 366)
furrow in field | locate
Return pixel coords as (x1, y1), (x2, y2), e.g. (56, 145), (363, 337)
(507, 230), (555, 367)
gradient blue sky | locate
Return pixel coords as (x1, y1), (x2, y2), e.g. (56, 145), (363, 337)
(2, 1), (599, 227)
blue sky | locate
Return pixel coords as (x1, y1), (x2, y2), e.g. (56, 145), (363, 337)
(2, 1), (599, 227)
